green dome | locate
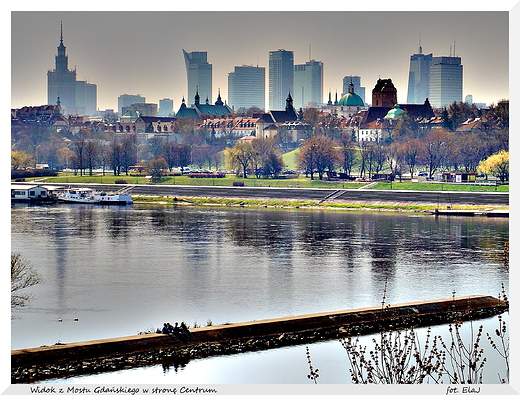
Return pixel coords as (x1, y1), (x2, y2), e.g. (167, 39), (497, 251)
(385, 104), (407, 119)
(337, 92), (364, 107)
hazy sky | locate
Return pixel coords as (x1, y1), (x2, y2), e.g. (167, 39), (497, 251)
(10, 6), (513, 112)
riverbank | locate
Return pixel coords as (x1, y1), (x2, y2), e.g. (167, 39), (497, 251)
(131, 195), (509, 215)
(12, 295), (507, 383)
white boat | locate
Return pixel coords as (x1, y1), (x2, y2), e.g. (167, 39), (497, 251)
(57, 187), (133, 205)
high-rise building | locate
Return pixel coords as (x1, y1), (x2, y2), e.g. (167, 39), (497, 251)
(342, 76), (366, 104)
(228, 65), (265, 111)
(47, 23), (77, 114)
(429, 56), (463, 108)
(406, 44), (433, 104)
(294, 60), (323, 108)
(183, 49), (213, 105)
(47, 23), (96, 116)
(118, 94), (145, 115)
(158, 98), (174, 116)
(75, 80), (97, 116)
(269, 49), (294, 111)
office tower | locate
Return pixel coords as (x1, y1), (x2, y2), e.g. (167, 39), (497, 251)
(118, 94), (145, 115)
(159, 98), (174, 116)
(406, 43), (433, 104)
(342, 75), (366, 104)
(75, 80), (97, 116)
(47, 23), (77, 113)
(429, 56), (463, 108)
(228, 65), (265, 111)
(294, 60), (323, 108)
(183, 49), (213, 105)
(269, 49), (294, 111)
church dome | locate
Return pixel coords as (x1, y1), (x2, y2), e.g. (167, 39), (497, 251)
(337, 92), (364, 107)
(384, 104), (407, 119)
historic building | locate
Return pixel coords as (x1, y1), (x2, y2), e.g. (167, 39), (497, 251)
(47, 23), (76, 114)
(372, 78), (398, 107)
(176, 90), (232, 119)
(326, 81), (367, 118)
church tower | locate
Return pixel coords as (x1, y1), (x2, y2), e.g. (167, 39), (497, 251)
(47, 22), (77, 114)
(371, 78), (397, 107)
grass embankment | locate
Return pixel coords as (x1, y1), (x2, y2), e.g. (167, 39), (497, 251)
(131, 196), (506, 213)
(35, 173), (366, 189)
(31, 173), (509, 192)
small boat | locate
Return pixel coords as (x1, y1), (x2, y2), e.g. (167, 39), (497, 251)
(57, 187), (133, 205)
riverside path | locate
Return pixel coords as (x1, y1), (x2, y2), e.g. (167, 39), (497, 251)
(38, 183), (509, 207)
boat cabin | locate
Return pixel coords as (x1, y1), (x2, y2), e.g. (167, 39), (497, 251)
(11, 184), (53, 202)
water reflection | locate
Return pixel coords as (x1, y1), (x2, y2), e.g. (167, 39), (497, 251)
(11, 204), (508, 358)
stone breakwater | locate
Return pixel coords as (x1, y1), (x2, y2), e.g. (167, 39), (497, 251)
(12, 295), (507, 383)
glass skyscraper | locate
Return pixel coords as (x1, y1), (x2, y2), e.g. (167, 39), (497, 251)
(269, 49), (294, 111)
(429, 56), (463, 108)
(294, 60), (323, 108)
(228, 65), (265, 111)
(183, 49), (213, 105)
(406, 51), (433, 104)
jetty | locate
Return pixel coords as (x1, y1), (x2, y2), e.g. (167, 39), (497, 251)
(12, 295), (507, 383)
(433, 208), (509, 217)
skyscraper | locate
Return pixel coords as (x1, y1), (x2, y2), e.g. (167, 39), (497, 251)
(294, 60), (323, 108)
(228, 65), (265, 111)
(47, 23), (77, 113)
(183, 49), (213, 105)
(429, 56), (463, 108)
(406, 43), (433, 104)
(118, 94), (145, 115)
(269, 49), (294, 111)
(158, 98), (174, 116)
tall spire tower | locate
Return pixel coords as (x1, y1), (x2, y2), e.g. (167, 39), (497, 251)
(47, 22), (77, 113)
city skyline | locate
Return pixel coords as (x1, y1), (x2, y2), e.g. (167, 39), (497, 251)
(11, 10), (511, 112)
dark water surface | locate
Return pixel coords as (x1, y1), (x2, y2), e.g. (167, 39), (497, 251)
(11, 204), (508, 383)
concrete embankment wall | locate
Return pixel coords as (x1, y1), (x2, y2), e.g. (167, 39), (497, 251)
(12, 295), (506, 372)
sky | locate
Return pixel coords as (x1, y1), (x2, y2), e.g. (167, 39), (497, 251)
(10, 5), (514, 113)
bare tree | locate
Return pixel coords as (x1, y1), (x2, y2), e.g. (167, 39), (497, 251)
(11, 252), (42, 311)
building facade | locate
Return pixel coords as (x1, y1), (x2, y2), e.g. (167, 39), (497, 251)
(228, 65), (265, 111)
(406, 50), (433, 104)
(183, 49), (213, 105)
(269, 49), (294, 111)
(294, 60), (323, 108)
(429, 56), (463, 108)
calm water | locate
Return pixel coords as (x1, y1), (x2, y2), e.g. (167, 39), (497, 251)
(10, 204), (509, 383)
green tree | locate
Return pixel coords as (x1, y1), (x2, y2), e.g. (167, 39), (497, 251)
(478, 150), (509, 182)
(11, 150), (34, 170)
(225, 140), (257, 178)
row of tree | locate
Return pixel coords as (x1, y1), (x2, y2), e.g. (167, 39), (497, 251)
(295, 129), (509, 181)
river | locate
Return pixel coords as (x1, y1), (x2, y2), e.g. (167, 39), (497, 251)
(10, 203), (509, 383)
